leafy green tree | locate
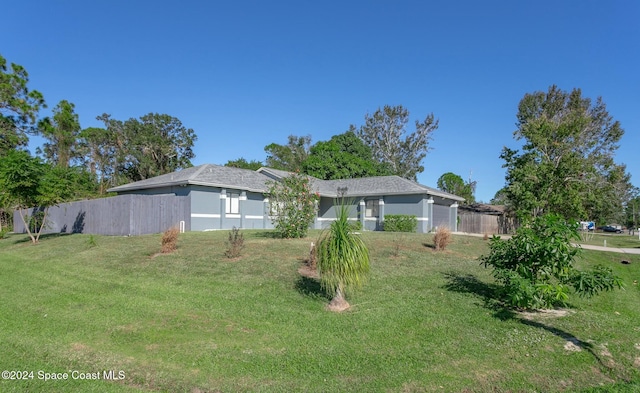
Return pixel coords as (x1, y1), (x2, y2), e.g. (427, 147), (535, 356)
(37, 100), (82, 168)
(356, 105), (438, 181)
(437, 172), (475, 204)
(317, 201), (371, 311)
(96, 113), (197, 184)
(480, 214), (623, 309)
(0, 150), (79, 243)
(501, 85), (631, 222)
(78, 126), (116, 194)
(224, 158), (264, 171)
(303, 129), (392, 180)
(266, 172), (319, 238)
(264, 135), (311, 171)
(624, 193), (640, 232)
(0, 54), (46, 154)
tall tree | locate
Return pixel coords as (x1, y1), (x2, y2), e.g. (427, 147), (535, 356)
(78, 126), (117, 194)
(95, 113), (197, 185)
(501, 85), (631, 222)
(0, 54), (46, 154)
(38, 100), (82, 168)
(224, 158), (264, 171)
(303, 129), (392, 180)
(264, 134), (311, 171)
(122, 113), (197, 181)
(356, 105), (438, 181)
(437, 172), (475, 204)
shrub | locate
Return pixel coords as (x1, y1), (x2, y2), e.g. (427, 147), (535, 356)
(433, 226), (452, 251)
(161, 226), (179, 254)
(483, 233), (489, 241)
(383, 215), (417, 232)
(480, 214), (623, 309)
(266, 172), (320, 239)
(225, 227), (244, 258)
(317, 202), (370, 311)
(348, 220), (362, 231)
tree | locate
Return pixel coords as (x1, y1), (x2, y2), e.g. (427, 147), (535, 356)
(0, 150), (78, 243)
(224, 158), (264, 171)
(266, 172), (319, 238)
(356, 105), (438, 180)
(501, 85), (632, 222)
(480, 214), (623, 309)
(624, 192), (640, 232)
(0, 54), (46, 154)
(78, 126), (116, 194)
(264, 135), (311, 171)
(436, 172), (475, 204)
(95, 113), (197, 185)
(37, 100), (82, 168)
(317, 201), (370, 311)
(303, 129), (392, 180)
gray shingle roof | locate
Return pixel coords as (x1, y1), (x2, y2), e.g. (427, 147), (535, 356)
(108, 165), (465, 202)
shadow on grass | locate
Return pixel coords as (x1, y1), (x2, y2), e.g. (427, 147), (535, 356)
(248, 230), (281, 239)
(294, 276), (331, 301)
(423, 242), (435, 250)
(9, 232), (71, 244)
(442, 271), (614, 370)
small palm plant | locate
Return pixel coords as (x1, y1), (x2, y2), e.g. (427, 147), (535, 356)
(317, 201), (370, 312)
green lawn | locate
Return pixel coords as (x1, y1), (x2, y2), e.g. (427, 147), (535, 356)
(0, 231), (638, 392)
(577, 232), (640, 249)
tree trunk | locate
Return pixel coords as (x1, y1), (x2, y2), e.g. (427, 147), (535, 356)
(327, 286), (350, 312)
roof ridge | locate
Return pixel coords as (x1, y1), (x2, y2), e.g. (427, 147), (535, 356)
(188, 163), (214, 181)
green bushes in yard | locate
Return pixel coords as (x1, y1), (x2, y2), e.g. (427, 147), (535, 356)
(383, 214), (417, 232)
(480, 214), (624, 309)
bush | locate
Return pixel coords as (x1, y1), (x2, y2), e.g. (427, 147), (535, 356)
(161, 226), (179, 254)
(266, 172), (320, 239)
(433, 226), (452, 251)
(480, 214), (623, 309)
(225, 227), (244, 258)
(0, 228), (8, 239)
(383, 215), (417, 232)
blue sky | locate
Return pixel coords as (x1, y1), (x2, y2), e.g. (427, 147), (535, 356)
(4, 1), (639, 202)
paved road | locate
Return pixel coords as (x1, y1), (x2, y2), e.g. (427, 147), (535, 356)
(455, 232), (640, 255)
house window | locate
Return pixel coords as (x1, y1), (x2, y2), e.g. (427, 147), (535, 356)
(226, 193), (239, 214)
(365, 199), (379, 218)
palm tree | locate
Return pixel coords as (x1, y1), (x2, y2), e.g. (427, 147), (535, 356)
(317, 201), (370, 311)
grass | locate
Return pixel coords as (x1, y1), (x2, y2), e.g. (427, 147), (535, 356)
(0, 230), (638, 392)
(577, 232), (640, 249)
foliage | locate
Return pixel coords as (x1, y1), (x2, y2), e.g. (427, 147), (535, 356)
(264, 134), (311, 172)
(0, 150), (88, 243)
(302, 129), (392, 180)
(225, 227), (244, 258)
(501, 85), (631, 222)
(37, 100), (82, 168)
(356, 105), (438, 180)
(266, 171), (319, 238)
(161, 226), (180, 254)
(0, 54), (46, 154)
(317, 202), (370, 307)
(480, 214), (623, 309)
(87, 234), (97, 248)
(383, 214), (417, 232)
(624, 193), (640, 231)
(437, 172), (476, 204)
(96, 112), (197, 185)
(433, 226), (452, 251)
(78, 126), (117, 194)
(224, 157), (264, 171)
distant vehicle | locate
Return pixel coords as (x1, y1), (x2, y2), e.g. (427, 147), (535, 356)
(579, 221), (595, 231)
(601, 226), (622, 233)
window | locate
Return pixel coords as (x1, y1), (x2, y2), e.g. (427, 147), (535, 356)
(226, 193), (239, 214)
(365, 199), (379, 217)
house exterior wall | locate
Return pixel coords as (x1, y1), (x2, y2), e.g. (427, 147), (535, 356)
(189, 186), (273, 231)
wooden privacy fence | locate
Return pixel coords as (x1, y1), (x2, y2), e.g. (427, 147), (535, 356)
(458, 214), (517, 235)
(14, 194), (189, 236)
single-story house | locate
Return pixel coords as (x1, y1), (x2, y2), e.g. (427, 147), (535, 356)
(107, 164), (464, 233)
